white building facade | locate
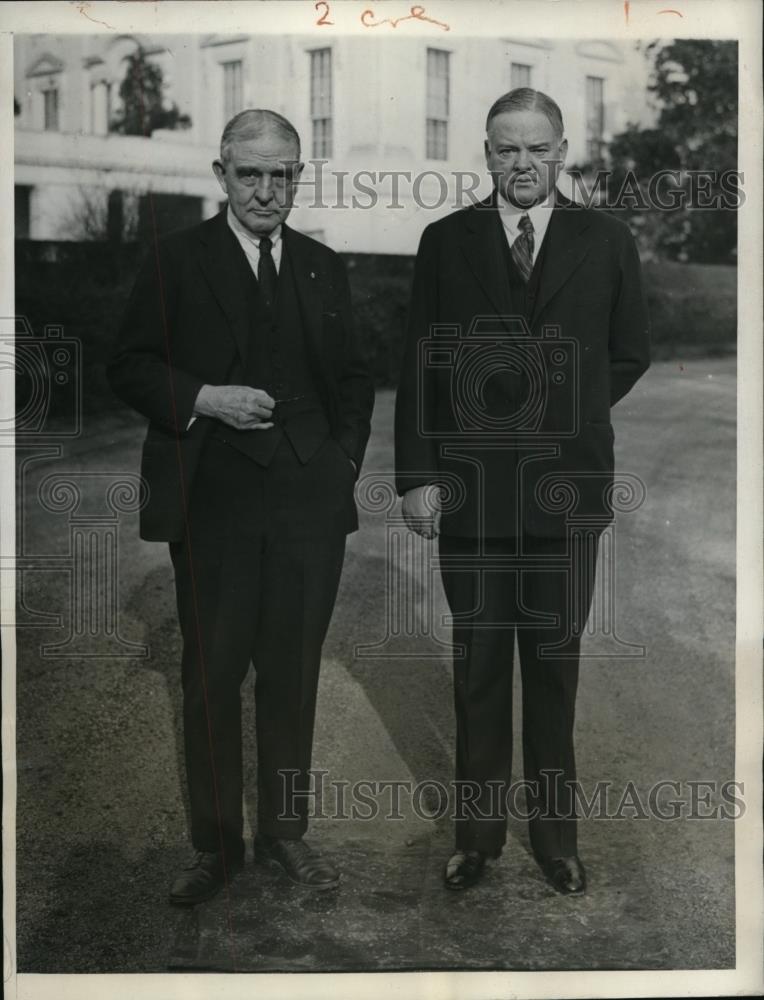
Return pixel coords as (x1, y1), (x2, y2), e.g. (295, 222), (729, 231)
(14, 33), (654, 254)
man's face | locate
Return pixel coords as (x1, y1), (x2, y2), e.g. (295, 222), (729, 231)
(213, 131), (304, 236)
(484, 109), (567, 208)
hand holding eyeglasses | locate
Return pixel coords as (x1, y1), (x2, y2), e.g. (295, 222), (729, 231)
(193, 384), (275, 430)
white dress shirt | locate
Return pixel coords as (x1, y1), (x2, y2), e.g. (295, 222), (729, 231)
(227, 205), (283, 275)
(497, 192), (554, 264)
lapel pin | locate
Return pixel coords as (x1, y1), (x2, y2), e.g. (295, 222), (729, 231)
(310, 271), (316, 279)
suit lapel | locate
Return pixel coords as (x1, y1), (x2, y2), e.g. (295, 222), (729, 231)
(196, 210), (251, 360)
(460, 195), (513, 324)
(281, 224), (325, 362)
(530, 194), (591, 327)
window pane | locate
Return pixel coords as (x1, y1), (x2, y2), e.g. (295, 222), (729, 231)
(310, 48), (332, 117)
(426, 49), (449, 159)
(313, 118), (333, 159)
(426, 48), (450, 118)
(585, 75), (605, 163)
(511, 62), (532, 89)
(310, 49), (333, 159)
(43, 89), (59, 131)
(222, 60), (243, 123)
(436, 120), (447, 159)
(426, 119), (447, 160)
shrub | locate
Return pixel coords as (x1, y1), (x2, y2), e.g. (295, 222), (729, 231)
(14, 243), (735, 423)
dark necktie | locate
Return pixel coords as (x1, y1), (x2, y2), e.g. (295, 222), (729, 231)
(257, 235), (278, 309)
(511, 213), (535, 283)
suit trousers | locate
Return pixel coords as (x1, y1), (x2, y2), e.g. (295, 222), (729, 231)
(169, 432), (350, 862)
(438, 531), (600, 860)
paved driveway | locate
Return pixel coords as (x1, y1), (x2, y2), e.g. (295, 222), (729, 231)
(14, 358), (737, 973)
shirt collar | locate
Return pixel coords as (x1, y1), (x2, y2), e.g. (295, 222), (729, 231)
(226, 204), (282, 250)
(497, 190), (555, 241)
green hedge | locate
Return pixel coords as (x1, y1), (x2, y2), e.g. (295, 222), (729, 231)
(348, 255), (737, 381)
(15, 241), (735, 419)
(641, 258), (736, 359)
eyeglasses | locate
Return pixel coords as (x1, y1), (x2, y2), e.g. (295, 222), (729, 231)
(272, 394), (309, 405)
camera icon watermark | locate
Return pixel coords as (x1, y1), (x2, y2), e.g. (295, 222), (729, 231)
(1, 315), (82, 440)
(418, 316), (580, 440)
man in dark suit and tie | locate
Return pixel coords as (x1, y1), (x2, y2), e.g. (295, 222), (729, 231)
(395, 88), (649, 894)
(108, 109), (374, 904)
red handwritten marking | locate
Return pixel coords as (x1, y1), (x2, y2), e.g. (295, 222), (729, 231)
(132, 56), (241, 973)
(658, 8), (684, 14)
(361, 5), (450, 31)
(315, 1), (334, 25)
(75, 1), (115, 29)
(624, 0), (630, 24)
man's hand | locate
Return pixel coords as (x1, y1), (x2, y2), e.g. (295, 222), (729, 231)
(402, 485), (442, 539)
(193, 385), (275, 430)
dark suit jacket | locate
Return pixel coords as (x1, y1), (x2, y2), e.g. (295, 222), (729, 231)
(108, 209), (374, 541)
(394, 192), (650, 537)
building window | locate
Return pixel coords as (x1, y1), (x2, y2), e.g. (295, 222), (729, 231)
(104, 82), (114, 131)
(107, 190), (124, 243)
(137, 193), (203, 241)
(222, 60), (243, 123)
(585, 75), (606, 164)
(15, 185), (32, 239)
(426, 48), (450, 160)
(43, 88), (59, 131)
(510, 62), (532, 89)
(310, 48), (333, 159)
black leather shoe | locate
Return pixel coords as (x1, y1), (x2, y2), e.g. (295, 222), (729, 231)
(169, 850), (244, 906)
(254, 833), (340, 890)
(538, 855), (586, 895)
(444, 849), (487, 891)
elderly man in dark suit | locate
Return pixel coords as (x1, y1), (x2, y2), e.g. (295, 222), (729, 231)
(395, 88), (649, 894)
(109, 109), (374, 904)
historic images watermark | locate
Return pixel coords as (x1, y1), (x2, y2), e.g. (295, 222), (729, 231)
(5, 315), (82, 440)
(6, 314), (148, 656)
(277, 770), (746, 823)
(354, 311), (648, 661)
(289, 163), (745, 212)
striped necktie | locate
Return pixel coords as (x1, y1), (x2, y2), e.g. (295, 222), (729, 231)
(511, 213), (535, 283)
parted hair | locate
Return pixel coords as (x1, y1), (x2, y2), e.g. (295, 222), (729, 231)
(485, 88), (565, 139)
(220, 109), (301, 162)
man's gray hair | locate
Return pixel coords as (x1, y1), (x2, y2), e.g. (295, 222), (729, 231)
(485, 88), (565, 139)
(220, 109), (301, 162)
